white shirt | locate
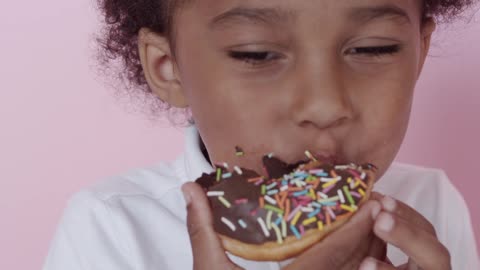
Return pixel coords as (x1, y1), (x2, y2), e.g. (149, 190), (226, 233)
(43, 126), (480, 270)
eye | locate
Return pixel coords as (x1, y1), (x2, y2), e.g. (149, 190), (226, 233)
(228, 51), (281, 66)
(346, 45), (401, 57)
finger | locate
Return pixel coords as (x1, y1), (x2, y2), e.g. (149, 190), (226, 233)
(370, 192), (385, 202)
(374, 212), (451, 270)
(285, 200), (382, 269)
(367, 235), (388, 263)
(379, 196), (436, 236)
(182, 182), (238, 270)
(359, 257), (396, 270)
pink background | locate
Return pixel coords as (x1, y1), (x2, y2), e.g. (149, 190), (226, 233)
(0, 2), (478, 269)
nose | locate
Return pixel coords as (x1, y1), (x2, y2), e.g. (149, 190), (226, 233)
(290, 58), (353, 130)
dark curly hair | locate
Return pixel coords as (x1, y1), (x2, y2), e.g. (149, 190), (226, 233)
(93, 0), (476, 118)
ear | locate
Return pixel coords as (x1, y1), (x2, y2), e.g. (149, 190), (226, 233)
(416, 18), (436, 79)
(138, 27), (188, 108)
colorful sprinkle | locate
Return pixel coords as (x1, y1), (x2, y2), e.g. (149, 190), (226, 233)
(248, 176), (264, 182)
(356, 179), (368, 189)
(326, 206), (336, 219)
(258, 217), (270, 237)
(317, 221), (324, 231)
(322, 183), (336, 194)
(255, 178), (264, 186)
(322, 179), (337, 189)
(317, 192), (328, 199)
(299, 225), (305, 235)
(272, 223), (283, 244)
(337, 189), (346, 204)
(264, 195), (277, 205)
(283, 199), (291, 220)
(235, 198), (248, 204)
(259, 197), (265, 208)
(281, 219), (287, 238)
(274, 215), (283, 226)
(221, 217), (236, 231)
(235, 146), (244, 156)
(318, 196), (340, 203)
(238, 219), (247, 228)
(302, 217), (317, 226)
(340, 204), (356, 212)
(290, 225), (301, 239)
(267, 189), (279, 196)
(293, 190), (308, 197)
(218, 196), (231, 208)
(287, 205), (301, 221)
(291, 211), (302, 226)
(207, 191), (224, 197)
(301, 206), (314, 212)
(343, 185), (355, 206)
(264, 205), (284, 215)
(304, 150), (317, 161)
(307, 208), (321, 218)
(234, 166), (243, 175)
(350, 191), (361, 198)
(266, 210), (273, 229)
(266, 182), (278, 190)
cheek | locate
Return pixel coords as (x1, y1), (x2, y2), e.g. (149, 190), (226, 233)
(350, 83), (414, 179)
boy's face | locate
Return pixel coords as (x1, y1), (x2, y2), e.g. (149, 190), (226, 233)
(167, 0), (433, 179)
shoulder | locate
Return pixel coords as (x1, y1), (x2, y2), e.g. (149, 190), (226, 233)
(64, 154), (189, 224)
(83, 155), (186, 202)
(375, 162), (455, 204)
(44, 156), (190, 269)
(60, 154), (186, 225)
(375, 163), (464, 243)
(56, 153), (190, 240)
(375, 162), (463, 223)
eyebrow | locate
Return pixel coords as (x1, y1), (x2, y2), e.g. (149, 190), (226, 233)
(208, 4), (411, 30)
(209, 7), (296, 30)
(348, 4), (412, 25)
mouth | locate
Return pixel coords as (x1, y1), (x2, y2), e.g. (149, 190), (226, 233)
(313, 152), (344, 164)
(282, 150), (350, 166)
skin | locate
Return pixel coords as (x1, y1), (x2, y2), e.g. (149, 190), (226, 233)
(137, 0), (450, 268)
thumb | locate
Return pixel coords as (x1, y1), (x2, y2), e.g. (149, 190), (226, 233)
(182, 182), (239, 270)
(286, 200), (382, 270)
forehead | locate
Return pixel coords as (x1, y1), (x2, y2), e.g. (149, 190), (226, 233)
(179, 0), (421, 25)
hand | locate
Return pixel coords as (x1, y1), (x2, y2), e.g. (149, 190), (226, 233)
(359, 195), (451, 270)
(182, 182), (388, 270)
(284, 196), (386, 270)
(182, 182), (243, 270)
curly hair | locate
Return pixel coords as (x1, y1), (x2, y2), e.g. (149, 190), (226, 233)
(93, 0), (476, 118)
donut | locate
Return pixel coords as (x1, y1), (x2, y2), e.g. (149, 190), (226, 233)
(195, 151), (377, 261)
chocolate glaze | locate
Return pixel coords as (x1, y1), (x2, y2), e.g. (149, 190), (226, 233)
(196, 155), (375, 245)
(262, 155), (306, 179)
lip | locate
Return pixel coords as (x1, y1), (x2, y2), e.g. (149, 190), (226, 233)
(313, 151), (349, 164)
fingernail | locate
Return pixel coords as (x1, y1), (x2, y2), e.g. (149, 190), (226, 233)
(371, 201), (381, 219)
(382, 196), (396, 212)
(376, 213), (395, 232)
(181, 184), (191, 205)
(360, 257), (377, 270)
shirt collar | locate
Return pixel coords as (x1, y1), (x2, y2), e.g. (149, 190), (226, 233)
(183, 125), (215, 182)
